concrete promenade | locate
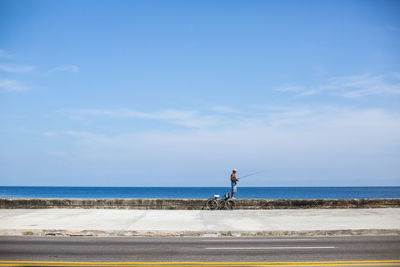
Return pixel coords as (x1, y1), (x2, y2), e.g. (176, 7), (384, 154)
(1, 208), (399, 237)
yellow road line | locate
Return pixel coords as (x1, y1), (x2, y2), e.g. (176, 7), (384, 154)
(0, 261), (400, 267)
(0, 260), (400, 265)
(1, 264), (400, 267)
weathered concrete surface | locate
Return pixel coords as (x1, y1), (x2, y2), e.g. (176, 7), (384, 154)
(0, 208), (399, 237)
(1, 198), (399, 209)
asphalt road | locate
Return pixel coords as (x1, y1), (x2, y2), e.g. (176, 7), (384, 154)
(0, 236), (399, 266)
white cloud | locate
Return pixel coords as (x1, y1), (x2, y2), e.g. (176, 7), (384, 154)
(60, 106), (400, 186)
(48, 65), (79, 74)
(65, 108), (223, 129)
(0, 50), (12, 59)
(327, 74), (400, 98)
(209, 105), (242, 114)
(0, 79), (30, 92)
(0, 63), (33, 73)
(275, 86), (304, 92)
(298, 90), (318, 96)
(63, 107), (400, 159)
(277, 73), (400, 98)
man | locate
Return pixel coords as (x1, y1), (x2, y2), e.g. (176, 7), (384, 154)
(230, 169), (239, 199)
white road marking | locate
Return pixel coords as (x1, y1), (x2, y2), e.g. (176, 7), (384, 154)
(205, 246), (335, 250)
(202, 239), (317, 242)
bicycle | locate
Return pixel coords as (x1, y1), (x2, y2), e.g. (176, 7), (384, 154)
(205, 193), (236, 210)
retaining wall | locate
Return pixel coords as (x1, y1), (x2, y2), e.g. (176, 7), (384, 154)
(1, 198), (399, 209)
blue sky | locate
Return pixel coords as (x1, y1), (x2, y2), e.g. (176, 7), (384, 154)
(0, 0), (399, 186)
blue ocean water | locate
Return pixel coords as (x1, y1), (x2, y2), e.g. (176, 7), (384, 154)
(0, 186), (399, 199)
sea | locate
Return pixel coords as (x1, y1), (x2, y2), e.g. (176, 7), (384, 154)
(0, 186), (400, 199)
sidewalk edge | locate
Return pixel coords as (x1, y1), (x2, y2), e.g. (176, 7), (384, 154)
(1, 229), (399, 237)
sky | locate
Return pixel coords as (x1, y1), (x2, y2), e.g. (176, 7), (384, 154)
(0, 0), (399, 187)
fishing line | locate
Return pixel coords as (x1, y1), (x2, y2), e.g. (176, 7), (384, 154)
(237, 171), (263, 179)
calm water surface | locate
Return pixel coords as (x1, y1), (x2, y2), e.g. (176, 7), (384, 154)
(1, 186), (400, 199)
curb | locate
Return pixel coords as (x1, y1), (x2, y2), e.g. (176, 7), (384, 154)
(1, 229), (399, 238)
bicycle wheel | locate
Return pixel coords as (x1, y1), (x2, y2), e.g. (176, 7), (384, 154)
(205, 198), (218, 210)
(225, 199), (236, 210)
(217, 199), (226, 210)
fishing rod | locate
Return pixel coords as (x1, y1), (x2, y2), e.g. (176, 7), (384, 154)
(237, 171), (263, 180)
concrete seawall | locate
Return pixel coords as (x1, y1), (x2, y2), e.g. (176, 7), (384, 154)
(1, 198), (399, 209)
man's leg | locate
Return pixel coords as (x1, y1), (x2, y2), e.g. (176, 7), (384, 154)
(232, 184), (237, 199)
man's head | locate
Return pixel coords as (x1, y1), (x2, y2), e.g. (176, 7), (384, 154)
(233, 169), (237, 173)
